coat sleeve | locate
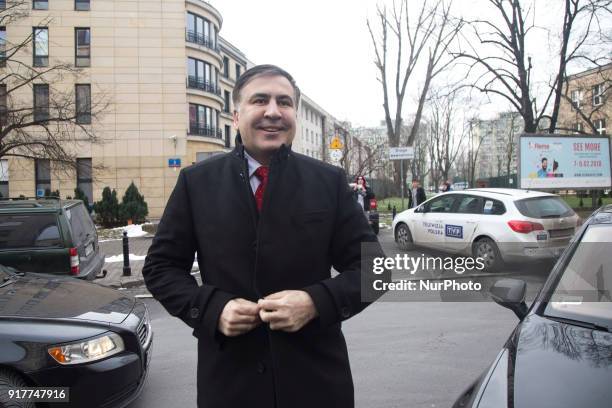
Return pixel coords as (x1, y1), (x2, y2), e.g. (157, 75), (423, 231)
(142, 169), (236, 342)
(302, 169), (389, 328)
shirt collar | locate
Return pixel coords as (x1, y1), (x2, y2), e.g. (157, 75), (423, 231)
(244, 150), (263, 178)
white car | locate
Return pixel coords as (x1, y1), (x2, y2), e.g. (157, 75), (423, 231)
(392, 188), (581, 270)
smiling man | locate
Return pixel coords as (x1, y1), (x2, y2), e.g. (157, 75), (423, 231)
(142, 65), (386, 408)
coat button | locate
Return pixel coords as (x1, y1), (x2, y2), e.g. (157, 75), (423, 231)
(341, 307), (350, 318)
(190, 308), (200, 319)
(257, 362), (266, 374)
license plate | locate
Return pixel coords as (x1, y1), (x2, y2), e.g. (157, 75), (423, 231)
(537, 233), (548, 241)
(85, 243), (94, 257)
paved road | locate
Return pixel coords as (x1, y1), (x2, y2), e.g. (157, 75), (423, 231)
(126, 229), (553, 408)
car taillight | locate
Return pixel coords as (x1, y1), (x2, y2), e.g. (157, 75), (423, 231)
(370, 198), (377, 210)
(69, 247), (80, 275)
(507, 220), (545, 233)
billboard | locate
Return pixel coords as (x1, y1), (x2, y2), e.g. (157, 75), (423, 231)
(519, 134), (612, 190)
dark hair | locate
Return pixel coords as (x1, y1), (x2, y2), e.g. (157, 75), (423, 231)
(232, 64), (301, 109)
(541, 157), (547, 163)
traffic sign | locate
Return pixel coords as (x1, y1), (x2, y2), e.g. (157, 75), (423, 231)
(389, 147), (414, 160)
(330, 136), (343, 150)
(330, 149), (342, 162)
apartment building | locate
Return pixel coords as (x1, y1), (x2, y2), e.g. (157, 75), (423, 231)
(558, 63), (610, 135)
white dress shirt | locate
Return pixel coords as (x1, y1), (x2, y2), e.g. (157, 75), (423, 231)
(244, 150), (264, 194)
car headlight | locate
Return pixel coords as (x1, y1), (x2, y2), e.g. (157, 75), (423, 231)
(48, 333), (125, 365)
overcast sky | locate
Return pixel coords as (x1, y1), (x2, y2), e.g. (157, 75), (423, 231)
(215, 0), (591, 128)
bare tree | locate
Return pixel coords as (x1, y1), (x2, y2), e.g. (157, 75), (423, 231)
(455, 0), (611, 133)
(367, 0), (462, 188)
(427, 91), (465, 190)
(0, 2), (109, 172)
(466, 117), (485, 186)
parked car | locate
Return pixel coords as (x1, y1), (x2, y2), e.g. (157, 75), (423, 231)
(392, 189), (581, 270)
(0, 265), (152, 408)
(453, 204), (612, 408)
(0, 197), (104, 280)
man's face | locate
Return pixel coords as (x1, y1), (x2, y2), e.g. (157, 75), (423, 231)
(541, 160), (548, 170)
(412, 181), (418, 189)
(233, 75), (297, 162)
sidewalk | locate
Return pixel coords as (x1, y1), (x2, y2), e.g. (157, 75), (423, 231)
(94, 235), (155, 288)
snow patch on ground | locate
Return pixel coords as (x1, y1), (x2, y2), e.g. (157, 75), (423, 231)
(115, 224), (148, 238)
(105, 254), (147, 263)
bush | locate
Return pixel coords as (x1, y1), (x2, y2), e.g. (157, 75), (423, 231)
(74, 187), (91, 213)
(44, 189), (60, 198)
(93, 187), (120, 228)
(118, 182), (148, 225)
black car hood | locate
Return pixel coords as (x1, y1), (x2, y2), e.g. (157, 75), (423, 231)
(510, 314), (612, 408)
(0, 273), (135, 324)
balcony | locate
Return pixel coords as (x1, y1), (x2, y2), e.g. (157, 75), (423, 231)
(189, 125), (222, 139)
(187, 76), (221, 96)
(185, 30), (219, 53)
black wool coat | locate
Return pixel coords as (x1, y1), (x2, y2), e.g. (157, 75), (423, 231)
(142, 142), (386, 408)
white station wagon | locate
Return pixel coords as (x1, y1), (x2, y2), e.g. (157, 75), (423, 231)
(392, 189), (581, 270)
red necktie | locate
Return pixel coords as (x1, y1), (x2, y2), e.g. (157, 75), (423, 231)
(254, 166), (269, 212)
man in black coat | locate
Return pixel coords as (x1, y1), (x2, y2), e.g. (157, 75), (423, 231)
(142, 65), (387, 408)
(408, 179), (427, 208)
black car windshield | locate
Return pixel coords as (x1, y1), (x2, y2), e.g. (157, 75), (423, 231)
(515, 196), (574, 218)
(544, 224), (612, 330)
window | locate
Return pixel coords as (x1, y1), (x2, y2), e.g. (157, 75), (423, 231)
(0, 214), (61, 249)
(75, 28), (90, 67)
(75, 0), (89, 11)
(592, 83), (604, 106)
(187, 57), (218, 94)
(35, 158), (50, 196)
(425, 195), (457, 213)
(0, 1), (5, 9)
(482, 199), (506, 215)
(235, 64), (241, 80)
(33, 84), (49, 122)
(186, 12), (217, 50)
(33, 0), (48, 10)
(189, 103), (220, 138)
(456, 196), (483, 214)
(0, 159), (8, 198)
(595, 118), (606, 135)
(223, 56), (229, 78)
(33, 27), (48, 67)
(223, 90), (230, 113)
(76, 158), (92, 204)
(0, 27), (5, 67)
(0, 84), (7, 127)
(573, 122), (584, 132)
(75, 84), (91, 124)
(224, 125), (231, 148)
(570, 89), (581, 109)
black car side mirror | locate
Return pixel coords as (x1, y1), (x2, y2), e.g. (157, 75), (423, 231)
(490, 279), (528, 320)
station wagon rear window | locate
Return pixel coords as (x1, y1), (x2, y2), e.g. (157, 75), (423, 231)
(515, 197), (574, 218)
(0, 214), (61, 249)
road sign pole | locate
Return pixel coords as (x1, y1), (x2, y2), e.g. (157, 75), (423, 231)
(400, 159), (404, 210)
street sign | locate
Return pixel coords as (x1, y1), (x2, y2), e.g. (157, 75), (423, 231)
(168, 158), (181, 168)
(330, 149), (342, 162)
(330, 136), (343, 150)
(389, 147), (414, 160)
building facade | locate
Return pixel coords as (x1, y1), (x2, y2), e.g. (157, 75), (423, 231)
(0, 0), (352, 217)
(472, 111), (523, 180)
(558, 63), (610, 136)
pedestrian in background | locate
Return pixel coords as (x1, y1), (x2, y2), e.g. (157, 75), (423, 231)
(408, 179), (426, 208)
(142, 65), (387, 408)
(350, 175), (374, 212)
